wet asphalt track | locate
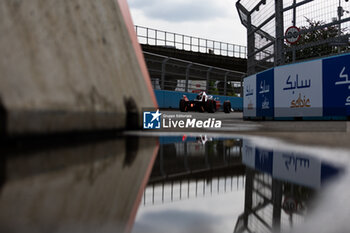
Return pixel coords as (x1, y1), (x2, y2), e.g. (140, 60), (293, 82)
(158, 110), (350, 149)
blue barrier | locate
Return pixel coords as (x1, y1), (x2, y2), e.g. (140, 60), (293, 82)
(244, 53), (350, 119)
(159, 136), (197, 145)
(242, 140), (342, 189)
(154, 90), (243, 110)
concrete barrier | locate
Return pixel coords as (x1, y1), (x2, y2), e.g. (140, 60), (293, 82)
(0, 0), (157, 136)
(155, 90), (243, 111)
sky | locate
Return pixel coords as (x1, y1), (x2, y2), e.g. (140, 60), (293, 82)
(132, 188), (245, 233)
(126, 0), (247, 46)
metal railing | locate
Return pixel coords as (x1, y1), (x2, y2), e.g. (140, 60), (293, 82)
(135, 25), (247, 58)
(142, 176), (245, 206)
(143, 51), (245, 96)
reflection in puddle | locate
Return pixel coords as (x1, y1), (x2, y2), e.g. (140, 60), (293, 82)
(134, 135), (343, 233)
(134, 136), (246, 233)
(237, 139), (341, 233)
(0, 137), (158, 233)
(143, 137), (244, 206)
(0, 134), (347, 233)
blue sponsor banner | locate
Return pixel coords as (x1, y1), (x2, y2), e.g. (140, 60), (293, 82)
(159, 136), (197, 145)
(241, 142), (342, 189)
(255, 148), (273, 174)
(323, 54), (350, 116)
(243, 52), (350, 119)
(257, 69), (274, 117)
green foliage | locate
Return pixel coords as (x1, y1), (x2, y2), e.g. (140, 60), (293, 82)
(208, 80), (219, 95)
(208, 80), (238, 96)
(285, 18), (349, 62)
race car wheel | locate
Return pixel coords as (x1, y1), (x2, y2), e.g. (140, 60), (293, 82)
(223, 101), (231, 113)
(206, 100), (216, 113)
(179, 99), (188, 112)
(197, 102), (205, 112)
(213, 100), (217, 112)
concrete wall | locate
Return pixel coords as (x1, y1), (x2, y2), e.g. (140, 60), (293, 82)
(155, 90), (243, 111)
(0, 0), (156, 136)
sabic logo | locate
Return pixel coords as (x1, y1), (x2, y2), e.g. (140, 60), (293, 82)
(143, 109), (161, 129)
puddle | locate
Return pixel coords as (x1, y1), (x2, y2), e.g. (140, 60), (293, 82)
(132, 134), (347, 233)
(0, 134), (349, 233)
(0, 137), (158, 233)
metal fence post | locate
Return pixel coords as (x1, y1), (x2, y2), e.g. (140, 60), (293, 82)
(205, 39), (209, 53)
(292, 0), (297, 62)
(338, 0), (342, 53)
(272, 179), (283, 232)
(206, 39), (208, 53)
(220, 42), (222, 56)
(155, 29), (157, 46)
(190, 37), (192, 51)
(224, 71), (229, 96)
(185, 63), (193, 93)
(275, 0), (285, 66)
(182, 35), (184, 50)
(161, 57), (170, 90)
(146, 27), (149, 44)
(198, 37), (200, 52)
(240, 74), (245, 97)
(226, 43), (229, 56)
(247, 14), (256, 75)
(243, 168), (253, 228)
(206, 67), (213, 93)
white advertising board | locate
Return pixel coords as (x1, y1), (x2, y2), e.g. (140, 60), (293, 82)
(242, 140), (255, 168)
(274, 60), (323, 117)
(273, 151), (321, 189)
(243, 75), (256, 117)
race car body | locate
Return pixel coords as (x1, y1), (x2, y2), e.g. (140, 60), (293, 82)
(179, 92), (231, 113)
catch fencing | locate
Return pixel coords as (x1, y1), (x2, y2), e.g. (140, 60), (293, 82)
(143, 51), (245, 96)
(236, 0), (350, 75)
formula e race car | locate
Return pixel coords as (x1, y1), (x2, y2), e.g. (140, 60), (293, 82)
(179, 92), (231, 113)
